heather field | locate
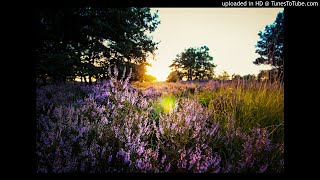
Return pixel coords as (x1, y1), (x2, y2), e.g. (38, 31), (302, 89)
(36, 67), (284, 173)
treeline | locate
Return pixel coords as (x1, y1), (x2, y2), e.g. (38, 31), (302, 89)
(167, 11), (284, 83)
(231, 69), (283, 82)
(167, 68), (282, 83)
(35, 8), (160, 85)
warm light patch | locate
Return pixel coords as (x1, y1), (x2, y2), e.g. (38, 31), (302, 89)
(148, 8), (283, 78)
(74, 76), (97, 82)
(147, 64), (171, 82)
(160, 96), (176, 113)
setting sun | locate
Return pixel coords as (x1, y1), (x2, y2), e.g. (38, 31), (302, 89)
(36, 8), (285, 173)
(146, 8), (282, 81)
(146, 62), (171, 82)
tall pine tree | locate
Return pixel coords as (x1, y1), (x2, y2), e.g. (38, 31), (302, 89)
(254, 11), (284, 81)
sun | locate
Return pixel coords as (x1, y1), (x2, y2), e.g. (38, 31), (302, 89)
(146, 64), (171, 82)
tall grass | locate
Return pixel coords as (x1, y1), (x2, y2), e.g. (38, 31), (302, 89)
(36, 68), (284, 173)
(135, 79), (284, 143)
(205, 80), (284, 143)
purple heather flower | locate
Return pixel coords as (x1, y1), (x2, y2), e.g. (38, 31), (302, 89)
(165, 163), (171, 172)
(108, 155), (113, 163)
(79, 127), (88, 136)
(159, 125), (164, 135)
(259, 164), (268, 173)
(124, 152), (131, 164)
(186, 116), (191, 125)
(161, 155), (166, 165)
(137, 145), (145, 156)
(136, 159), (144, 169)
(101, 117), (109, 124)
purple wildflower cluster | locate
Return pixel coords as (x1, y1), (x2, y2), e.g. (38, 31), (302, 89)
(139, 82), (201, 98)
(36, 67), (284, 173)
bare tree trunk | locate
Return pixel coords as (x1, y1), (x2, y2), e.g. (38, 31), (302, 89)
(95, 75), (98, 85)
(41, 76), (46, 86)
(84, 75), (88, 85)
(101, 74), (105, 83)
(89, 75), (92, 85)
(188, 68), (191, 81)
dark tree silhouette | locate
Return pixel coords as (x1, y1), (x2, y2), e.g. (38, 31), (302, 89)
(254, 11), (284, 81)
(169, 46), (216, 81)
(242, 74), (256, 81)
(232, 74), (241, 81)
(257, 70), (269, 82)
(257, 69), (280, 82)
(35, 8), (160, 84)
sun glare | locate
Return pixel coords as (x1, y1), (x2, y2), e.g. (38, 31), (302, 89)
(147, 64), (171, 82)
(146, 8), (283, 80)
(160, 96), (176, 113)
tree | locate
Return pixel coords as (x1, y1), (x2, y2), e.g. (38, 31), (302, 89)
(130, 63), (148, 82)
(169, 46), (216, 81)
(257, 68), (280, 82)
(254, 11), (284, 81)
(35, 8), (160, 84)
(144, 74), (157, 82)
(232, 74), (241, 81)
(257, 70), (269, 82)
(218, 71), (230, 81)
(242, 74), (256, 81)
(166, 71), (180, 82)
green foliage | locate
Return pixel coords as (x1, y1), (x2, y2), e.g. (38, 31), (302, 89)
(170, 46), (216, 81)
(130, 63), (148, 82)
(134, 80), (283, 144)
(35, 8), (160, 84)
(218, 71), (230, 81)
(242, 74), (256, 81)
(257, 68), (282, 82)
(254, 11), (284, 80)
(198, 91), (215, 107)
(231, 74), (241, 81)
(208, 81), (284, 143)
(144, 74), (157, 82)
(37, 78), (283, 172)
(166, 71), (180, 82)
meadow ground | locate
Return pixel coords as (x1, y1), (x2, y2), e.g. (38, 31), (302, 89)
(36, 68), (284, 173)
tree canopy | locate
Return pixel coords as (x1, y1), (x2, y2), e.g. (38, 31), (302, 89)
(169, 46), (216, 81)
(166, 71), (180, 82)
(35, 8), (160, 84)
(144, 74), (157, 82)
(254, 11), (284, 80)
(218, 71), (230, 81)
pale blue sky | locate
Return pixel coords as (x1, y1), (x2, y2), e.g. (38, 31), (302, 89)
(147, 8), (284, 81)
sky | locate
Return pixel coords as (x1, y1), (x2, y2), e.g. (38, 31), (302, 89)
(146, 8), (284, 81)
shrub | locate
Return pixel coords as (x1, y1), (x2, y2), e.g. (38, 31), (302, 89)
(36, 67), (284, 173)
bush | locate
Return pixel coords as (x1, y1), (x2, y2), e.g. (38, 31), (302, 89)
(36, 67), (284, 173)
